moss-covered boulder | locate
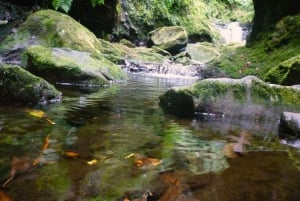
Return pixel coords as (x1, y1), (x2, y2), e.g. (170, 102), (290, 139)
(148, 26), (188, 55)
(265, 15), (300, 53)
(186, 42), (220, 64)
(159, 76), (300, 118)
(264, 55), (300, 85)
(0, 9), (102, 64)
(23, 45), (127, 86)
(0, 64), (61, 104)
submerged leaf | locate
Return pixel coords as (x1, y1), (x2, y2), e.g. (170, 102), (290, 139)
(87, 159), (98, 165)
(0, 190), (11, 201)
(2, 156), (32, 187)
(26, 109), (46, 118)
(25, 109), (56, 125)
(224, 131), (251, 158)
(125, 153), (161, 167)
(64, 151), (79, 158)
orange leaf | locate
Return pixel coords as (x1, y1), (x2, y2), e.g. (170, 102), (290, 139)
(42, 135), (50, 150)
(2, 156), (31, 187)
(0, 190), (11, 201)
(148, 158), (161, 166)
(65, 151), (79, 158)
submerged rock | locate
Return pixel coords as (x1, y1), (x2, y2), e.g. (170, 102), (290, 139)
(23, 45), (127, 86)
(0, 64), (61, 104)
(148, 26), (188, 55)
(279, 112), (300, 140)
(264, 54), (300, 85)
(159, 76), (300, 118)
(0, 9), (102, 64)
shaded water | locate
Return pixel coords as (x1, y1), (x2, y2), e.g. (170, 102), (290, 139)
(0, 74), (300, 201)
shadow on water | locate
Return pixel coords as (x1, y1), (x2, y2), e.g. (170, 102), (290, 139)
(0, 74), (300, 201)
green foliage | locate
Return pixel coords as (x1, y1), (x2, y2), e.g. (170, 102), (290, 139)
(52, 0), (73, 13)
(52, 0), (105, 13)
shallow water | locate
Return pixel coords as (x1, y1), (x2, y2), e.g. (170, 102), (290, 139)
(0, 74), (299, 201)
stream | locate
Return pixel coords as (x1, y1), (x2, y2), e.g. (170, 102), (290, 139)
(0, 74), (300, 201)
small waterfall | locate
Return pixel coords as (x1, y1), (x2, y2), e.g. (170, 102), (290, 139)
(216, 22), (250, 44)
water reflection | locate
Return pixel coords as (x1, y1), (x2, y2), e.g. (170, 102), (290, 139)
(0, 74), (299, 201)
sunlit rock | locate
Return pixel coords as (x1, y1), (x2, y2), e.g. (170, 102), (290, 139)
(148, 26), (188, 55)
(159, 76), (300, 118)
(0, 64), (61, 104)
(23, 45), (127, 86)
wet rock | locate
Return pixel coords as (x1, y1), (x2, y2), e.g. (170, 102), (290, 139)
(0, 9), (102, 65)
(148, 26), (188, 55)
(23, 45), (127, 86)
(265, 54), (300, 85)
(185, 42), (220, 64)
(279, 111), (300, 140)
(0, 64), (61, 104)
(159, 76), (300, 118)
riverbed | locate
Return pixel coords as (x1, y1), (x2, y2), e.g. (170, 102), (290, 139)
(0, 74), (299, 201)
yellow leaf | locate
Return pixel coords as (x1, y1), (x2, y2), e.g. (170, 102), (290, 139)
(45, 118), (56, 125)
(125, 153), (135, 159)
(87, 159), (98, 165)
(26, 109), (46, 118)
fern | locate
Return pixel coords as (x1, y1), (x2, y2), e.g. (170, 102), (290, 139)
(52, 0), (73, 13)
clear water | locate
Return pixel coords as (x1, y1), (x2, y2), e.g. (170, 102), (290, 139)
(0, 74), (299, 201)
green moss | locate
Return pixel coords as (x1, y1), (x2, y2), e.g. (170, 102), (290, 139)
(264, 55), (300, 85)
(251, 79), (300, 108)
(23, 45), (126, 85)
(0, 64), (61, 104)
(0, 9), (102, 54)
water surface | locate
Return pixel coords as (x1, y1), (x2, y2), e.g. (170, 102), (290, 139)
(0, 74), (299, 201)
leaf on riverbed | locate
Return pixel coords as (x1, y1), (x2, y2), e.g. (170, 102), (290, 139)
(224, 131), (251, 158)
(25, 109), (56, 125)
(26, 109), (46, 118)
(64, 151), (80, 158)
(0, 190), (11, 201)
(2, 156), (32, 187)
(87, 159), (98, 165)
(125, 153), (161, 167)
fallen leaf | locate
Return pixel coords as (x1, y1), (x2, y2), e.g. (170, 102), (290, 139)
(25, 109), (56, 125)
(26, 109), (46, 118)
(45, 118), (56, 125)
(125, 153), (161, 167)
(224, 131), (251, 158)
(2, 156), (31, 187)
(65, 151), (79, 158)
(87, 159), (98, 165)
(0, 190), (11, 201)
(42, 135), (50, 150)
(223, 143), (238, 158)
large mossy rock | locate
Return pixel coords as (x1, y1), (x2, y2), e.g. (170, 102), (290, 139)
(0, 9), (102, 63)
(159, 76), (300, 118)
(23, 45), (127, 86)
(186, 42), (220, 64)
(264, 55), (300, 85)
(0, 64), (61, 104)
(148, 26), (188, 55)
